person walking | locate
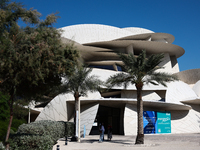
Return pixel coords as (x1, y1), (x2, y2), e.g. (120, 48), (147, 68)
(99, 123), (105, 142)
(99, 123), (101, 141)
(107, 125), (112, 141)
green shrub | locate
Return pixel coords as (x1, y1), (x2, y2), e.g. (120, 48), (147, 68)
(9, 134), (53, 150)
(27, 120), (65, 143)
(9, 120), (68, 150)
(65, 122), (74, 137)
(0, 142), (5, 150)
(17, 123), (46, 135)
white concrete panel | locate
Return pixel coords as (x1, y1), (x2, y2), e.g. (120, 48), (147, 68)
(171, 105), (200, 133)
(91, 68), (167, 90)
(122, 27), (154, 34)
(36, 92), (101, 121)
(60, 24), (133, 44)
(36, 94), (69, 121)
(157, 53), (173, 73)
(142, 91), (162, 101)
(121, 90), (161, 101)
(166, 81), (197, 104)
(124, 104), (137, 135)
(80, 103), (99, 136)
(193, 80), (200, 97)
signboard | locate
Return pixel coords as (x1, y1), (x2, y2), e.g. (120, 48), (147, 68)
(143, 111), (171, 134)
(143, 111), (157, 134)
(156, 112), (171, 134)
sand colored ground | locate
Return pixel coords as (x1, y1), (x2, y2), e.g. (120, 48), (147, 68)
(53, 133), (200, 150)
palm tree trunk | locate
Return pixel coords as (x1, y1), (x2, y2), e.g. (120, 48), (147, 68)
(74, 92), (79, 141)
(135, 82), (144, 144)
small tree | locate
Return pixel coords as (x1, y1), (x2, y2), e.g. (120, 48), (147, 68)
(61, 65), (103, 142)
(106, 50), (178, 144)
(0, 0), (78, 146)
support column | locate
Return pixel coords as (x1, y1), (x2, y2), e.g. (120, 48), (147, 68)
(125, 45), (134, 54)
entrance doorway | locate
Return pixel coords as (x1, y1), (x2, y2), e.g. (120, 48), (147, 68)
(90, 105), (121, 135)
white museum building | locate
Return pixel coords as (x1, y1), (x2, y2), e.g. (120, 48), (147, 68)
(31, 24), (200, 136)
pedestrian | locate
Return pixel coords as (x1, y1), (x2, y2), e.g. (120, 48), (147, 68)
(107, 125), (112, 141)
(99, 123), (105, 142)
(99, 123), (101, 141)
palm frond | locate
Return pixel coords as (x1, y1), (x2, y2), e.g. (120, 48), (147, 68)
(107, 50), (178, 89)
(145, 72), (178, 87)
(62, 65), (103, 96)
(106, 72), (134, 89)
(144, 53), (164, 72)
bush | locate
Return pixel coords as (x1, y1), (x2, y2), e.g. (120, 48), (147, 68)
(9, 134), (53, 150)
(25, 120), (65, 143)
(0, 142), (5, 150)
(65, 122), (74, 137)
(17, 122), (46, 135)
(9, 120), (69, 150)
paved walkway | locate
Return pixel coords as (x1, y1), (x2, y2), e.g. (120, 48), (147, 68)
(53, 133), (200, 150)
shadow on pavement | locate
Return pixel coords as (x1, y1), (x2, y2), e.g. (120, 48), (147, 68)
(79, 138), (134, 145)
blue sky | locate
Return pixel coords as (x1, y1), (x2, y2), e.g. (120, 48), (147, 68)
(17, 0), (200, 71)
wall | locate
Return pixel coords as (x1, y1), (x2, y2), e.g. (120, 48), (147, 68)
(170, 55), (180, 73)
(36, 94), (70, 121)
(171, 104), (200, 133)
(121, 90), (161, 101)
(80, 103), (99, 136)
(124, 104), (137, 135)
(158, 53), (173, 73)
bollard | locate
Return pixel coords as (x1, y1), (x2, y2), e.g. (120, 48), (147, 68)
(65, 137), (68, 145)
(56, 145), (60, 150)
(83, 125), (86, 138)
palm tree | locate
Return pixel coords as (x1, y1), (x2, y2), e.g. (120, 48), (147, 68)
(61, 65), (103, 142)
(106, 50), (178, 144)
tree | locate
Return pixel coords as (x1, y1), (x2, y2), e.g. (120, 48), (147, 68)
(61, 65), (103, 142)
(0, 0), (78, 146)
(0, 92), (27, 141)
(0, 92), (9, 121)
(106, 50), (178, 144)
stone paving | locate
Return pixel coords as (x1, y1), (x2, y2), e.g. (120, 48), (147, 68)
(53, 133), (200, 150)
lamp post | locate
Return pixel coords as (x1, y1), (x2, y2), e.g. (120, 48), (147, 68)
(28, 107), (30, 123)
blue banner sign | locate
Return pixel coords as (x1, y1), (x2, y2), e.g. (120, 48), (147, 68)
(143, 111), (157, 134)
(143, 111), (171, 134)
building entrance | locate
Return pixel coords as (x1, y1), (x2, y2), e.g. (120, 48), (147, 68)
(89, 105), (121, 135)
